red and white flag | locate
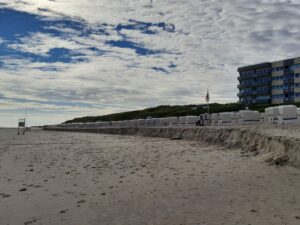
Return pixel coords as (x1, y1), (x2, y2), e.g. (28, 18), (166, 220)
(205, 90), (210, 103)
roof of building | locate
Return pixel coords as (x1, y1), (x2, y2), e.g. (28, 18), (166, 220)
(237, 62), (271, 72)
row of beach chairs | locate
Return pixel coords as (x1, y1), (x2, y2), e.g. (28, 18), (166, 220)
(211, 105), (300, 125)
(53, 105), (300, 129)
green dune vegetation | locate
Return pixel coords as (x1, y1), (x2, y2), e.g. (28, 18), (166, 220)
(65, 102), (300, 124)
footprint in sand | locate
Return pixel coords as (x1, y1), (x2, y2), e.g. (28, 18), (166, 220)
(59, 209), (68, 214)
(19, 188), (27, 192)
(76, 199), (86, 207)
(0, 193), (11, 198)
(24, 218), (37, 225)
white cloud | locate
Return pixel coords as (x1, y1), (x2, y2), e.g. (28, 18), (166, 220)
(1, 0), (300, 126)
(8, 32), (81, 56)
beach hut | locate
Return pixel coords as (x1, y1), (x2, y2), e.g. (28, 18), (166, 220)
(198, 114), (205, 126)
(260, 113), (266, 124)
(102, 122), (108, 127)
(74, 123), (81, 128)
(278, 105), (298, 124)
(132, 119), (139, 127)
(150, 118), (160, 127)
(158, 118), (168, 126)
(232, 112), (240, 125)
(146, 118), (152, 126)
(265, 107), (280, 124)
(198, 114), (210, 126)
(123, 120), (128, 127)
(111, 121), (119, 127)
(60, 123), (66, 128)
(87, 123), (92, 128)
(203, 113), (211, 126)
(166, 117), (179, 126)
(210, 113), (219, 126)
(94, 122), (102, 127)
(265, 107), (273, 124)
(138, 119), (146, 127)
(218, 112), (233, 125)
(127, 120), (134, 127)
(238, 110), (260, 125)
(145, 118), (152, 126)
(68, 123), (75, 128)
(75, 123), (82, 128)
(178, 116), (187, 126)
(272, 107), (280, 124)
(118, 120), (126, 127)
(85, 122), (96, 128)
(70, 123), (78, 128)
(185, 116), (199, 126)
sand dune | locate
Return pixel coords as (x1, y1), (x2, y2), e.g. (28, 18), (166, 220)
(46, 125), (300, 168)
(0, 129), (300, 225)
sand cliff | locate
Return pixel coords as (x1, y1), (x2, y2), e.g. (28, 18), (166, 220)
(45, 125), (300, 168)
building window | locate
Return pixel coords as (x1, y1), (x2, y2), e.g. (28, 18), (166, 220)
(256, 95), (270, 100)
(272, 85), (284, 90)
(272, 94), (284, 99)
(272, 76), (283, 81)
(291, 64), (300, 71)
(272, 66), (284, 72)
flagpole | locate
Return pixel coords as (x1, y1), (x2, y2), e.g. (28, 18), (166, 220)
(208, 101), (209, 115)
(206, 89), (210, 115)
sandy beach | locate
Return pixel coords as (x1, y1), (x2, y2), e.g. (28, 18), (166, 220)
(0, 128), (300, 225)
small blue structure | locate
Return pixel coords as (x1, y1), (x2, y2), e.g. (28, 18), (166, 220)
(18, 118), (26, 135)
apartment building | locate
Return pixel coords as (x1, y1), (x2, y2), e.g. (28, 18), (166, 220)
(237, 57), (300, 105)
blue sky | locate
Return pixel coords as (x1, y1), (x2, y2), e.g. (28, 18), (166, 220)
(1, 0), (300, 127)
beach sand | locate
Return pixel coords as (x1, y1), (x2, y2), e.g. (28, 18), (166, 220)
(0, 128), (299, 225)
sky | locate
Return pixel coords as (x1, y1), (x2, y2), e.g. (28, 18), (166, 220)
(1, 0), (300, 127)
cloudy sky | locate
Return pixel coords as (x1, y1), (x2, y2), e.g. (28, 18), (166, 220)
(0, 0), (300, 127)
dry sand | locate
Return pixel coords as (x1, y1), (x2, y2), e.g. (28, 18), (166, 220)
(0, 128), (300, 225)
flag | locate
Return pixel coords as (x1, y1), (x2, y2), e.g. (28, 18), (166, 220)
(205, 90), (210, 103)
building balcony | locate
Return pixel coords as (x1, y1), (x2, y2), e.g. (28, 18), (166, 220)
(283, 89), (294, 94)
(256, 90), (270, 95)
(238, 81), (270, 89)
(284, 80), (294, 85)
(238, 83), (256, 88)
(257, 81), (271, 86)
(238, 90), (270, 97)
(238, 73), (271, 81)
(238, 92), (253, 97)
